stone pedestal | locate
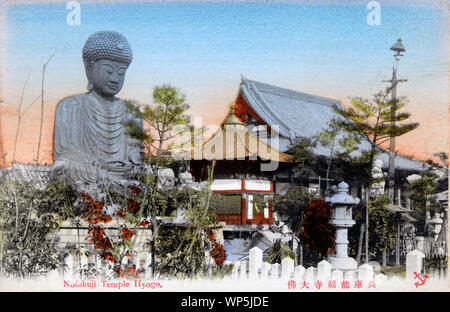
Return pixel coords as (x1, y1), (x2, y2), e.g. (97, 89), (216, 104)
(326, 182), (360, 271)
(327, 256), (358, 271)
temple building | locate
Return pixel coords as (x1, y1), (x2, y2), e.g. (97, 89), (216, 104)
(183, 102), (292, 225)
(188, 78), (433, 204)
(237, 79), (435, 202)
(181, 78), (439, 262)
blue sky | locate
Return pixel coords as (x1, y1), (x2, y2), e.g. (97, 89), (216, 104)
(1, 1), (448, 163)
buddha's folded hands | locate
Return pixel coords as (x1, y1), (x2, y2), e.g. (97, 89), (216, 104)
(103, 160), (133, 173)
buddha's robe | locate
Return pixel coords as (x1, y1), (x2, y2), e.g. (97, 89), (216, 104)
(53, 91), (142, 185)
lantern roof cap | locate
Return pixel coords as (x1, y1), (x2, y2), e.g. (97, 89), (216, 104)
(325, 181), (360, 205)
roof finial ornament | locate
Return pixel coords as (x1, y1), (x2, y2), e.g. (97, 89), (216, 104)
(240, 74), (245, 85)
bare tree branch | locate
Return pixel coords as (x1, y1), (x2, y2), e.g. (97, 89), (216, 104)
(13, 72), (31, 162)
(36, 53), (55, 164)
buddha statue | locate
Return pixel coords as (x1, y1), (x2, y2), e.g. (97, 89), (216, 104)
(53, 31), (143, 189)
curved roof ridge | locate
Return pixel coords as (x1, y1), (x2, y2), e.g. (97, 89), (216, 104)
(241, 81), (291, 138)
(237, 78), (429, 171)
(244, 79), (339, 108)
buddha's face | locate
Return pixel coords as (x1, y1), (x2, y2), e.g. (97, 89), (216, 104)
(88, 59), (128, 98)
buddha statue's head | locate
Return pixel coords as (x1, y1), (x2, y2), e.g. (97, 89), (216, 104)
(82, 31), (133, 98)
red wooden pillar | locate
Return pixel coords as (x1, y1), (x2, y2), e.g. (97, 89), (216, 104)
(241, 180), (246, 225)
(268, 199), (273, 224)
(241, 195), (246, 225)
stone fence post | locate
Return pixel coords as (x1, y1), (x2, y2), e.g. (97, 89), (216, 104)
(406, 249), (425, 281)
(64, 254), (73, 279)
(281, 257), (295, 279)
(232, 263), (239, 280)
(270, 263), (280, 279)
(261, 263), (271, 279)
(144, 253), (152, 278)
(239, 261), (248, 279)
(317, 260), (332, 281)
(249, 247), (263, 278)
(358, 263), (374, 281)
(305, 267), (316, 281)
(294, 265), (305, 280)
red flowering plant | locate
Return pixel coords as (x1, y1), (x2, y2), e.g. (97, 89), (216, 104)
(210, 244), (226, 267)
(205, 229), (226, 267)
(78, 183), (155, 279)
(76, 162), (225, 279)
(299, 199), (336, 258)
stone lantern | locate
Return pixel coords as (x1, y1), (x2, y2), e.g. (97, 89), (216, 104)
(325, 181), (360, 271)
(429, 212), (444, 241)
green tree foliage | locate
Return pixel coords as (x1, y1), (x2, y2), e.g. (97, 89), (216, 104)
(335, 92), (418, 262)
(148, 163), (218, 278)
(265, 240), (295, 264)
(317, 117), (360, 158)
(337, 150), (375, 187)
(349, 195), (396, 260)
(125, 86), (199, 168)
(123, 87), (195, 273)
(0, 181), (76, 278)
(177, 189), (216, 228)
(286, 136), (316, 168)
(316, 117), (360, 195)
(211, 263), (234, 279)
(347, 202), (365, 258)
(285, 137), (319, 183)
(409, 176), (436, 213)
(367, 195), (396, 255)
(273, 187), (316, 234)
(299, 199), (335, 258)
(150, 187), (216, 278)
(335, 92), (419, 185)
(339, 95), (418, 140)
(153, 226), (205, 278)
(137, 86), (190, 157)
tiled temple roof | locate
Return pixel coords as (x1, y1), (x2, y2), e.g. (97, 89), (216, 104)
(239, 79), (431, 172)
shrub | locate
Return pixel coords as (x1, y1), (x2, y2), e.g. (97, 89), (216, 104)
(265, 240), (295, 264)
(273, 187), (316, 234)
(211, 263), (234, 279)
(0, 181), (76, 278)
(368, 195), (395, 255)
(299, 199), (335, 258)
(153, 227), (205, 278)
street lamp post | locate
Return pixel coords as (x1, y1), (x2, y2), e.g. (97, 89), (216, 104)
(384, 39), (408, 205)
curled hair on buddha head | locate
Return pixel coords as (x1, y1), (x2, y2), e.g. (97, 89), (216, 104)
(82, 30), (133, 91)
